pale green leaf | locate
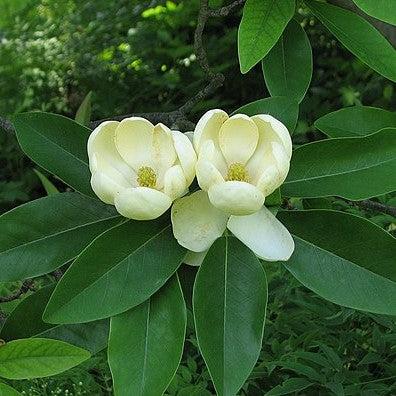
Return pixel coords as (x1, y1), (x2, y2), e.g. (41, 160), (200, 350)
(75, 91), (92, 126)
(0, 338), (90, 380)
(352, 0), (396, 26)
(33, 169), (59, 195)
(238, 0), (295, 73)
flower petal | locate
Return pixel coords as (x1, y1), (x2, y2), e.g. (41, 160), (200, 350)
(163, 165), (188, 200)
(227, 206), (295, 261)
(171, 190), (228, 252)
(90, 170), (129, 205)
(196, 159), (225, 191)
(87, 121), (135, 180)
(114, 187), (172, 220)
(171, 130), (197, 185)
(184, 250), (208, 266)
(114, 117), (155, 171)
(218, 114), (259, 165)
(208, 181), (264, 215)
(256, 142), (290, 196)
(193, 109), (228, 152)
(251, 114), (292, 159)
(151, 123), (177, 176)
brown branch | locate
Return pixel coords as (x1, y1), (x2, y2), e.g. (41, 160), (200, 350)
(348, 199), (396, 217)
(208, 0), (245, 17)
(0, 280), (34, 304)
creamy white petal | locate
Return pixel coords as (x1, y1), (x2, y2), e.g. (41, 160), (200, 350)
(87, 121), (135, 180)
(184, 131), (194, 143)
(114, 187), (172, 220)
(208, 181), (265, 215)
(163, 165), (188, 200)
(198, 139), (227, 176)
(218, 114), (259, 165)
(90, 170), (130, 205)
(256, 142), (290, 196)
(251, 114), (292, 159)
(114, 117), (155, 171)
(196, 160), (225, 191)
(227, 206), (295, 261)
(151, 123), (177, 176)
(193, 109), (228, 151)
(184, 250), (208, 266)
(171, 130), (197, 185)
(171, 190), (228, 252)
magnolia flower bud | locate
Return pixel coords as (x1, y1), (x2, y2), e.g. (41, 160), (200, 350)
(87, 117), (197, 220)
(193, 109), (292, 215)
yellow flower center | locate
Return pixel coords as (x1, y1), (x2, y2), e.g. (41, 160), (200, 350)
(137, 166), (157, 188)
(226, 162), (250, 183)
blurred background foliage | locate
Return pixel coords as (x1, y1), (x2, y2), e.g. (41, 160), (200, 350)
(1, 0), (395, 394)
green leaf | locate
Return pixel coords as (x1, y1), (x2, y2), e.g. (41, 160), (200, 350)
(262, 20), (312, 103)
(44, 218), (185, 324)
(33, 169), (59, 195)
(233, 96), (299, 132)
(278, 210), (396, 315)
(352, 0), (396, 26)
(13, 112), (93, 196)
(283, 128), (396, 200)
(0, 382), (21, 396)
(238, 0), (295, 73)
(307, 1), (396, 82)
(315, 106), (396, 138)
(108, 275), (186, 396)
(75, 91), (93, 126)
(0, 286), (108, 355)
(264, 378), (312, 396)
(193, 236), (267, 395)
(0, 192), (120, 282)
(0, 338), (90, 380)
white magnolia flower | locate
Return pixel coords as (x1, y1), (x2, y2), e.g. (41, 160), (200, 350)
(87, 117), (197, 220)
(171, 109), (294, 264)
(193, 109), (292, 215)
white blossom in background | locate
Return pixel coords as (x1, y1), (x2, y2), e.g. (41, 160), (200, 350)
(172, 109), (294, 264)
(87, 117), (197, 220)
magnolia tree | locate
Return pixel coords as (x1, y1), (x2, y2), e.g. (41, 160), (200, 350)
(0, 0), (396, 395)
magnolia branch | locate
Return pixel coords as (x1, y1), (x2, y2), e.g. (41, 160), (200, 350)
(349, 199), (396, 217)
(0, 280), (34, 304)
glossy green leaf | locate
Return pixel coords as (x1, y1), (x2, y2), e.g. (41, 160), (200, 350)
(44, 218), (185, 324)
(0, 338), (90, 380)
(13, 112), (93, 196)
(0, 382), (22, 396)
(264, 378), (312, 396)
(278, 210), (396, 315)
(315, 106), (396, 138)
(1, 286), (108, 355)
(307, 1), (396, 82)
(238, 0), (295, 73)
(233, 96), (298, 132)
(193, 236), (267, 395)
(352, 0), (396, 26)
(283, 128), (396, 200)
(0, 192), (120, 282)
(262, 20), (312, 103)
(108, 275), (186, 396)
(75, 91), (92, 126)
(33, 169), (59, 195)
